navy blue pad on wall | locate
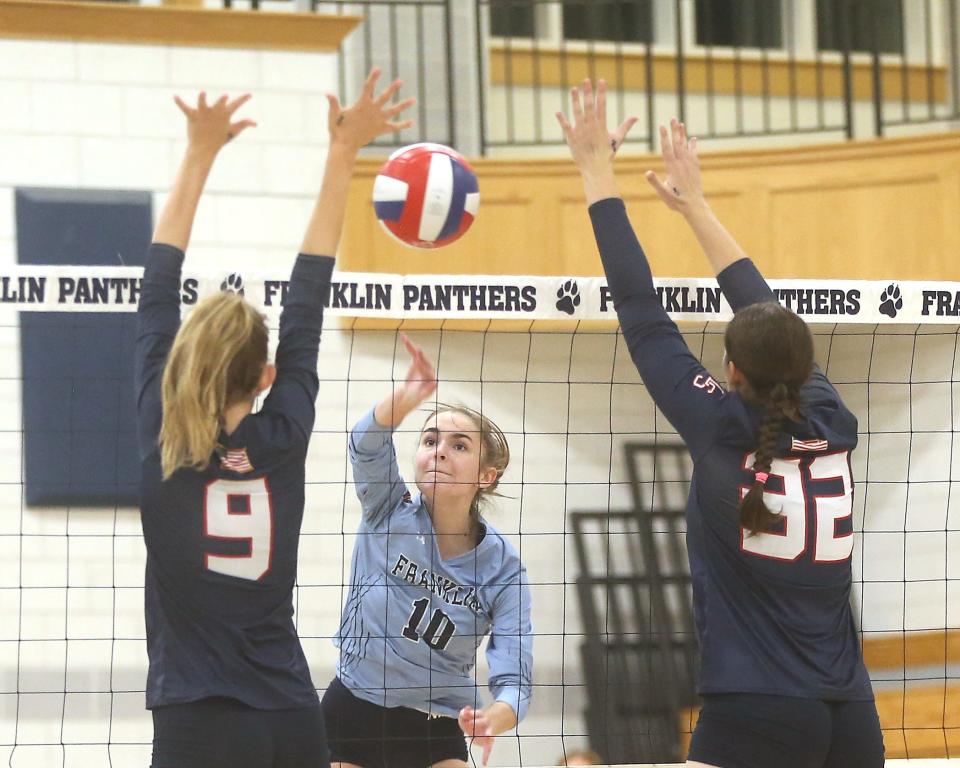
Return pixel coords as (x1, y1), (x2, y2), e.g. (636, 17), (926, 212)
(17, 188), (152, 506)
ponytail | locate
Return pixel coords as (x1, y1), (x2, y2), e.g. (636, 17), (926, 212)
(724, 301), (814, 536)
(739, 383), (794, 535)
(160, 292), (267, 479)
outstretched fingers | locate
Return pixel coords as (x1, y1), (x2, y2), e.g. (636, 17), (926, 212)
(375, 78), (403, 107)
(581, 78), (595, 120)
(401, 334), (433, 373)
(595, 78), (607, 129)
(400, 332), (420, 359)
(612, 115), (638, 149)
(384, 96), (417, 119)
(570, 85), (584, 126)
(645, 170), (676, 207)
(173, 95), (194, 118)
(671, 117), (687, 157)
(228, 118), (257, 139)
(482, 737), (494, 766)
(226, 93), (252, 116)
(416, 344), (436, 378)
(460, 707), (494, 766)
(659, 124), (674, 161)
(362, 67), (382, 100)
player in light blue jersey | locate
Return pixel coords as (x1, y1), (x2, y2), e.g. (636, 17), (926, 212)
(322, 335), (533, 768)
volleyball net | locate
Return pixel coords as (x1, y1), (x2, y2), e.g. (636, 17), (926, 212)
(1, 266), (958, 767)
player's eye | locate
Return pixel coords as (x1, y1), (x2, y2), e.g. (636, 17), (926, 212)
(423, 437), (436, 447)
(454, 443), (467, 451)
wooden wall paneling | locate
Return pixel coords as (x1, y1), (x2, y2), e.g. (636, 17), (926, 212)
(342, 133), (960, 283)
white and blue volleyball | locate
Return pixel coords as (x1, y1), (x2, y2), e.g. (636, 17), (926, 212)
(373, 142), (479, 249)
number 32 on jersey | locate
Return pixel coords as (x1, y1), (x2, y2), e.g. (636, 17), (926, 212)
(740, 451), (854, 563)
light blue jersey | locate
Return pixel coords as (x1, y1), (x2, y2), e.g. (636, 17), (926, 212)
(334, 409), (533, 721)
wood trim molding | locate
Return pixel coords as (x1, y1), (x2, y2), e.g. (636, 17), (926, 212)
(489, 41), (948, 104)
(0, 0), (362, 51)
(863, 630), (960, 670)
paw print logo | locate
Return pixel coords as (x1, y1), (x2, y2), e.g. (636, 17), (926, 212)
(879, 283), (902, 319)
(556, 279), (581, 316)
(221, 273), (244, 296)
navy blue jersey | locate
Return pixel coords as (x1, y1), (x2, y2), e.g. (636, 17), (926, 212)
(135, 242), (334, 710)
(591, 198), (873, 701)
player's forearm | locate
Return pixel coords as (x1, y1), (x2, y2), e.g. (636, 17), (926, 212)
(589, 198), (656, 302)
(373, 389), (421, 430)
(681, 201), (750, 277)
(300, 142), (358, 256)
(483, 700), (518, 736)
(152, 145), (218, 251)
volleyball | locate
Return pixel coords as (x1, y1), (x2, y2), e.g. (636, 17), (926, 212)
(372, 142), (479, 249)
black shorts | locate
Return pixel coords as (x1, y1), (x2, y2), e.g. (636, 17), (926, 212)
(150, 696), (328, 768)
(321, 677), (468, 768)
(688, 693), (884, 768)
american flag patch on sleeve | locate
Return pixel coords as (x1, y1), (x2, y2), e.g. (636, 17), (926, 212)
(220, 448), (254, 473)
(791, 438), (829, 452)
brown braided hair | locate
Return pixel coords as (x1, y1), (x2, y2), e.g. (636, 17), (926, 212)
(724, 302), (813, 535)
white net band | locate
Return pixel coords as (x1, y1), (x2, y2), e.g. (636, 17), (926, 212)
(0, 266), (953, 324)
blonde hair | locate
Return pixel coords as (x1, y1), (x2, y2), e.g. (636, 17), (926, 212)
(160, 292), (268, 479)
(421, 404), (510, 542)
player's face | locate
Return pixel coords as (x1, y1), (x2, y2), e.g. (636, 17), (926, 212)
(415, 411), (496, 506)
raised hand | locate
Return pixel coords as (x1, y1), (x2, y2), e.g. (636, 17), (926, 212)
(327, 68), (416, 152)
(399, 333), (437, 406)
(645, 118), (706, 213)
(372, 333), (437, 430)
(153, 92), (254, 249)
(173, 92), (256, 155)
(459, 706), (495, 767)
(556, 78), (637, 175)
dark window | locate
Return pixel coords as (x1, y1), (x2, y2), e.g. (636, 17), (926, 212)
(695, 0), (783, 48)
(816, 0), (904, 54)
(489, 1), (536, 38)
(562, 0), (653, 43)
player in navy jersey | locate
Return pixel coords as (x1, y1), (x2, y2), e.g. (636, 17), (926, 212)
(322, 334), (533, 768)
(557, 81), (884, 768)
(136, 71), (414, 768)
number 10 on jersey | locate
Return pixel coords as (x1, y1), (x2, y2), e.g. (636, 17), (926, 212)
(402, 598), (456, 650)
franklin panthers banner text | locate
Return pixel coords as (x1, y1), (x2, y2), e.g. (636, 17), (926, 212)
(0, 266), (954, 324)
